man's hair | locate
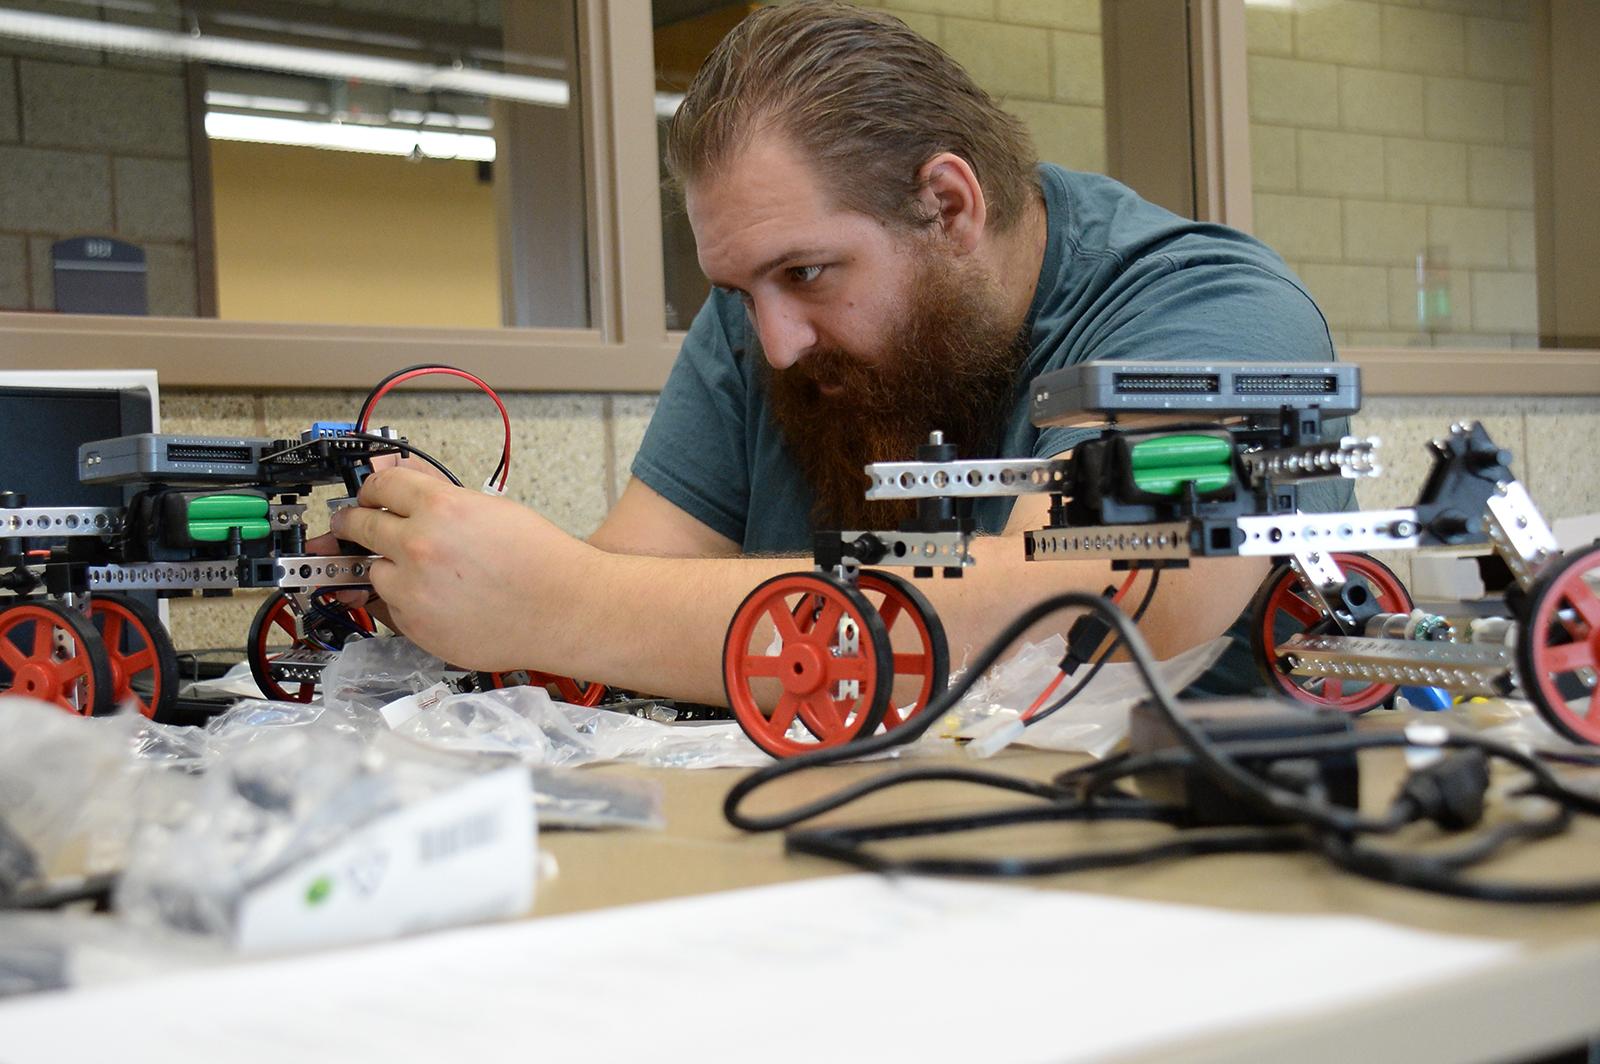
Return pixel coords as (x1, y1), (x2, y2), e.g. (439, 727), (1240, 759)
(664, 1), (1039, 233)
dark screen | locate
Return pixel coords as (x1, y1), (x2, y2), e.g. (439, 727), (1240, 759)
(0, 388), (147, 509)
(0, 384), (159, 619)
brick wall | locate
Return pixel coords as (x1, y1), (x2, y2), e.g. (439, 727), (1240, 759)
(866, 0), (1106, 174)
(1247, 0), (1537, 348)
(0, 9), (199, 315)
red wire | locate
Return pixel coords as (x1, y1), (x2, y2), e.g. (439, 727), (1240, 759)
(1021, 568), (1142, 723)
(1021, 670), (1068, 720)
(359, 367), (512, 489)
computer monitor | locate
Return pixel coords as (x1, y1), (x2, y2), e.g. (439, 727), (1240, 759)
(0, 370), (163, 624)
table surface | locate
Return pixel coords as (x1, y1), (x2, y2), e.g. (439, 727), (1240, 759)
(535, 720), (1600, 1064)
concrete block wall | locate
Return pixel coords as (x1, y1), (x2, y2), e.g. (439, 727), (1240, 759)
(1246, 0), (1537, 348)
(0, 8), (199, 315)
(865, 0), (1106, 174)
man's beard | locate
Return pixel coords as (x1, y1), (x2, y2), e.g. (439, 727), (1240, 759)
(766, 248), (1028, 532)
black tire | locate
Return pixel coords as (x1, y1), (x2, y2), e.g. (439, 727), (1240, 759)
(856, 569), (949, 729)
(88, 593), (180, 722)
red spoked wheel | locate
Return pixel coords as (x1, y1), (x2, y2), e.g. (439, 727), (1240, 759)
(88, 594), (179, 722)
(1518, 545), (1600, 746)
(854, 570), (948, 731)
(1249, 552), (1412, 714)
(0, 600), (114, 716)
(722, 571), (893, 758)
(247, 590), (375, 703)
(484, 670), (606, 707)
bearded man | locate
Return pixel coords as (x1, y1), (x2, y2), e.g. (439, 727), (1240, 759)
(330, 2), (1351, 705)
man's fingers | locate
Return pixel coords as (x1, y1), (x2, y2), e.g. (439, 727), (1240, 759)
(356, 465), (448, 517)
(304, 530), (341, 557)
(329, 505), (405, 558)
(365, 559), (406, 633)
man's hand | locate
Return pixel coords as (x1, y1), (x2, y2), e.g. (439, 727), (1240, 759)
(328, 466), (595, 671)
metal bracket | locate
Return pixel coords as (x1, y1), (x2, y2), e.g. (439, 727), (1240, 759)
(864, 458), (1072, 500)
(1289, 551), (1348, 620)
(265, 646), (339, 685)
(1026, 522), (1194, 562)
(0, 506), (122, 540)
(836, 530), (975, 569)
(88, 562), (242, 591)
(835, 613), (860, 702)
(1279, 633), (1514, 696)
(270, 555), (377, 588)
(1484, 480), (1559, 591)
(1233, 508), (1422, 556)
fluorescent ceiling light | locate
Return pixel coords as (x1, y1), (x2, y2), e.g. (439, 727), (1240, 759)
(0, 9), (569, 107)
(205, 111), (496, 162)
(1242, 0), (1296, 8)
(204, 90), (315, 115)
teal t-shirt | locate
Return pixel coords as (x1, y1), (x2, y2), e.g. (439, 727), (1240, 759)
(631, 164), (1355, 692)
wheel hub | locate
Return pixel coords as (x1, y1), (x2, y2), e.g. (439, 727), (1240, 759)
(779, 643), (828, 696)
(13, 662), (55, 698)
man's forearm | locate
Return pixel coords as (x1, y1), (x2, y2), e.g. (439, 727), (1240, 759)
(556, 542), (1268, 706)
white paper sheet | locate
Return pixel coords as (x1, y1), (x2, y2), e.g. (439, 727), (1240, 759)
(0, 876), (1516, 1063)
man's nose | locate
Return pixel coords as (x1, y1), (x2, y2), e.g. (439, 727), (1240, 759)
(754, 297), (817, 370)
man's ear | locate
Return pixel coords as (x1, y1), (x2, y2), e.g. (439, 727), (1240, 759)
(913, 152), (986, 253)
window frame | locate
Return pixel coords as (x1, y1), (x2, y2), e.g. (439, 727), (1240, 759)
(1, 0), (1595, 396)
(0, 0), (682, 392)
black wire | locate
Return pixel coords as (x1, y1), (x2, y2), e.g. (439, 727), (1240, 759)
(783, 726), (1600, 900)
(256, 437), (329, 465)
(343, 433), (464, 488)
(788, 812), (1310, 878)
(1027, 567), (1163, 726)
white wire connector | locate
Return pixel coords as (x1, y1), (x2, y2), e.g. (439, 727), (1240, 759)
(481, 477), (506, 496)
(965, 714), (1025, 759)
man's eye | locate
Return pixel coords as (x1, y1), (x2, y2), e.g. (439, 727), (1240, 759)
(788, 265), (825, 284)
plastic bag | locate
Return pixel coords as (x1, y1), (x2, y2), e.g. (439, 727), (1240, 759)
(320, 635), (452, 718)
(114, 725), (535, 951)
(0, 698), (184, 879)
(939, 636), (1231, 760)
(393, 684), (773, 769)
